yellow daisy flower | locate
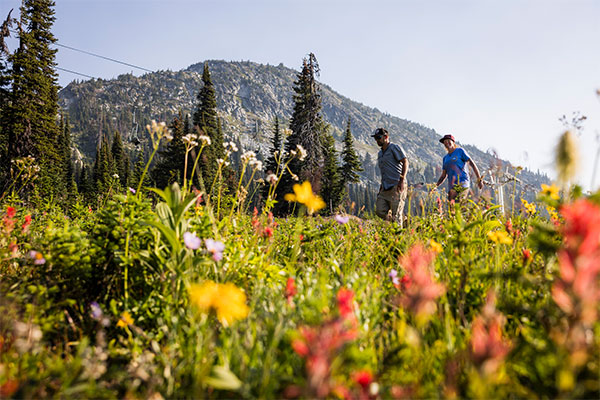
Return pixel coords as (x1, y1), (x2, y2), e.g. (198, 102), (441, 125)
(284, 181), (325, 214)
(429, 239), (443, 254)
(540, 183), (560, 200)
(487, 230), (513, 245)
(188, 281), (249, 325)
(116, 311), (134, 328)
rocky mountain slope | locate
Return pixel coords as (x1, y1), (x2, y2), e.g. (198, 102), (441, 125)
(58, 59), (548, 193)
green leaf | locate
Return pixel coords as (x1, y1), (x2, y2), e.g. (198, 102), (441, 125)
(204, 365), (242, 391)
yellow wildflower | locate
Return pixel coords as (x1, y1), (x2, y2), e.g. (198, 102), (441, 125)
(546, 206), (559, 221)
(540, 183), (560, 200)
(429, 239), (443, 254)
(116, 311), (134, 328)
(521, 198), (536, 214)
(188, 281), (249, 325)
(487, 230), (513, 245)
(284, 181), (325, 214)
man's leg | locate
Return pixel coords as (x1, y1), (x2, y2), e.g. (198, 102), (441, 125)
(375, 191), (390, 220)
(390, 187), (408, 228)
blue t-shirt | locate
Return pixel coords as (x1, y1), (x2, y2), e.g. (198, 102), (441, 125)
(443, 148), (471, 191)
(377, 143), (407, 191)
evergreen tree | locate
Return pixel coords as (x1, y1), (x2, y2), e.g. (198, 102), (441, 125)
(320, 131), (344, 214)
(192, 63), (224, 188)
(152, 111), (186, 188)
(4, 0), (63, 197)
(131, 148), (151, 189)
(111, 130), (127, 187)
(0, 11), (16, 183)
(262, 116), (282, 200)
(58, 114), (76, 202)
(340, 118), (363, 185)
(277, 53), (328, 214)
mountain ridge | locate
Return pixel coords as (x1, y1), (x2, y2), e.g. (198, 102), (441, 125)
(58, 59), (548, 193)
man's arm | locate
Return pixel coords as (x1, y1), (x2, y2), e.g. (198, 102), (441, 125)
(397, 158), (408, 192)
(468, 159), (483, 189)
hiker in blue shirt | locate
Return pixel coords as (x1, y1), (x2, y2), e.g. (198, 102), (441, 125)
(372, 128), (409, 227)
(434, 134), (483, 201)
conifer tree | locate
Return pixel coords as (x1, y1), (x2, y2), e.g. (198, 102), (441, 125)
(5, 0), (62, 197)
(131, 148), (151, 189)
(340, 118), (363, 185)
(192, 63), (224, 187)
(277, 53), (328, 214)
(111, 130), (126, 187)
(0, 11), (15, 183)
(320, 131), (344, 214)
(152, 111), (186, 188)
(265, 116), (282, 175)
(262, 117), (282, 201)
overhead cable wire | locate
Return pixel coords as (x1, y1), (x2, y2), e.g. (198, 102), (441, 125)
(54, 42), (153, 73)
(56, 66), (95, 79)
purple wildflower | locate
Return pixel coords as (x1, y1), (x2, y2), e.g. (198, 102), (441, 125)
(335, 214), (350, 225)
(90, 302), (103, 320)
(128, 187), (136, 194)
(389, 269), (400, 286)
(28, 250), (46, 265)
(183, 231), (202, 250)
(205, 238), (225, 261)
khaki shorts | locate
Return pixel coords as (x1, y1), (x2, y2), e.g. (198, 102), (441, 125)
(376, 186), (408, 227)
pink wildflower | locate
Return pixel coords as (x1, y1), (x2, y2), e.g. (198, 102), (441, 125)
(397, 243), (445, 317)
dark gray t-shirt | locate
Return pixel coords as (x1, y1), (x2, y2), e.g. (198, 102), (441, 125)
(377, 143), (407, 190)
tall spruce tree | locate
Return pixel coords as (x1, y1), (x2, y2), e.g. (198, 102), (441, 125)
(5, 0), (63, 197)
(111, 130), (127, 187)
(320, 131), (344, 214)
(0, 11), (16, 183)
(192, 63), (224, 188)
(262, 116), (282, 201)
(277, 53), (328, 214)
(152, 111), (186, 188)
(340, 118), (363, 185)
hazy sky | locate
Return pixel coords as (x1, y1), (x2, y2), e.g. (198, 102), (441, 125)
(3, 0), (600, 190)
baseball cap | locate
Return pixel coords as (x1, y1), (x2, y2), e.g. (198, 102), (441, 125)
(371, 128), (388, 139)
(439, 134), (455, 143)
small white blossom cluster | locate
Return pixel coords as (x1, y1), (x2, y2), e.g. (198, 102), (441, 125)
(182, 133), (199, 148)
(289, 144), (307, 161)
(241, 150), (257, 164)
(12, 156), (40, 179)
(283, 128), (293, 137)
(146, 120), (173, 142)
(223, 141), (238, 157)
(266, 173), (278, 185)
(217, 158), (230, 167)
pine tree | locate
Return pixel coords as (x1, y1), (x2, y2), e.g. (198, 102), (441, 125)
(340, 118), (363, 185)
(111, 130), (126, 187)
(277, 53), (328, 214)
(152, 111), (186, 188)
(131, 148), (151, 189)
(320, 131), (344, 214)
(5, 0), (62, 197)
(262, 116), (282, 201)
(192, 63), (224, 188)
(0, 11), (16, 183)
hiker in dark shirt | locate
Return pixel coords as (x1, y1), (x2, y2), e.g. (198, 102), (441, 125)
(372, 128), (409, 227)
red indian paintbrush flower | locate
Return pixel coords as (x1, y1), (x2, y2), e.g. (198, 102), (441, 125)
(397, 243), (445, 317)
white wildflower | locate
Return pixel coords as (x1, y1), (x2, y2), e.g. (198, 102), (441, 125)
(296, 144), (307, 161)
(241, 150), (257, 164)
(290, 173), (299, 181)
(266, 173), (278, 185)
(198, 135), (211, 146)
(283, 128), (293, 136)
(112, 173), (119, 179)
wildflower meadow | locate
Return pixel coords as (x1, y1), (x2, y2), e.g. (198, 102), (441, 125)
(1, 127), (599, 399)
